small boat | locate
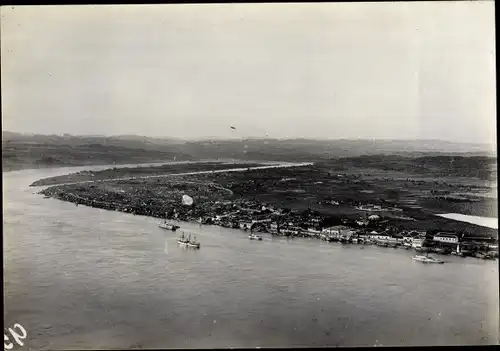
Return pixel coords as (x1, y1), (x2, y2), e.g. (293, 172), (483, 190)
(43, 196), (50, 199)
(159, 222), (178, 230)
(412, 254), (444, 264)
(249, 233), (263, 241)
(474, 253), (486, 259)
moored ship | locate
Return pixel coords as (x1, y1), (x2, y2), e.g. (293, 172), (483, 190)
(249, 233), (263, 241)
(177, 232), (200, 249)
(412, 253), (444, 264)
(159, 212), (179, 231)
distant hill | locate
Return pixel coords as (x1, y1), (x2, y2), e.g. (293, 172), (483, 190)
(2, 131), (496, 171)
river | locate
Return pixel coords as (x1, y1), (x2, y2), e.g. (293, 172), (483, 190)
(435, 213), (498, 230)
(3, 164), (499, 349)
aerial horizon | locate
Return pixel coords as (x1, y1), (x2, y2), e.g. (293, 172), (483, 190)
(2, 129), (496, 147)
(1, 3), (496, 144)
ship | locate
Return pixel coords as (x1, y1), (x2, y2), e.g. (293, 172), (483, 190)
(177, 232), (200, 249)
(159, 212), (179, 231)
(412, 253), (444, 264)
(249, 233), (263, 241)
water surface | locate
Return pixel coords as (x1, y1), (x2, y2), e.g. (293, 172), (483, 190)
(436, 213), (498, 230)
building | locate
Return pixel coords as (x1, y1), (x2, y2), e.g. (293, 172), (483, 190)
(412, 238), (425, 248)
(356, 220), (368, 226)
(304, 228), (322, 237)
(280, 227), (301, 236)
(369, 233), (391, 241)
(322, 226), (355, 240)
(433, 233), (459, 244)
(269, 222), (280, 234)
(408, 230), (426, 238)
(252, 218), (272, 224)
(322, 225), (354, 235)
(239, 221), (253, 230)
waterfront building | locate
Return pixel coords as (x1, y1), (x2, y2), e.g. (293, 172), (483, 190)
(252, 218), (272, 224)
(412, 238), (425, 248)
(433, 233), (459, 244)
(369, 233), (391, 241)
(280, 227), (301, 236)
(269, 222), (280, 234)
(322, 226), (355, 240)
(304, 228), (322, 237)
(239, 221), (253, 230)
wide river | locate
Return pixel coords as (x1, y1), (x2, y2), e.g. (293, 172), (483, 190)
(3, 164), (499, 349)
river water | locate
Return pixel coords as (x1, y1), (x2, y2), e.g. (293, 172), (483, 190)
(436, 213), (498, 230)
(3, 165), (499, 349)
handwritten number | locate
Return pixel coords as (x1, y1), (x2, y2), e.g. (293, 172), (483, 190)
(4, 334), (13, 349)
(10, 324), (27, 346)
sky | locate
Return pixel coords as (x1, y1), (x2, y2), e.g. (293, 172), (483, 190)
(1, 2), (496, 144)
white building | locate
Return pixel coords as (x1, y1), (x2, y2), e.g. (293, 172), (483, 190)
(269, 223), (279, 233)
(252, 218), (272, 224)
(239, 222), (253, 230)
(370, 234), (391, 241)
(304, 228), (322, 237)
(281, 227), (301, 236)
(433, 233), (459, 244)
(412, 238), (425, 248)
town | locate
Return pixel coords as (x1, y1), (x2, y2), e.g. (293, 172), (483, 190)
(169, 197), (498, 259)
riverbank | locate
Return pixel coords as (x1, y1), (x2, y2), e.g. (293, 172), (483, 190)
(37, 184), (499, 261)
(30, 161), (267, 186)
(36, 161), (498, 240)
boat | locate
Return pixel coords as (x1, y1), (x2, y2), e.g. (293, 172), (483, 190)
(474, 252), (486, 259)
(187, 234), (201, 249)
(159, 222), (178, 230)
(159, 212), (179, 231)
(177, 232), (189, 245)
(43, 195), (50, 199)
(177, 233), (200, 248)
(249, 233), (263, 241)
(412, 253), (444, 264)
(376, 241), (389, 247)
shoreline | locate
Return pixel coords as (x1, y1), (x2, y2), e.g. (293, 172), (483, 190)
(29, 161), (312, 187)
(39, 193), (498, 261)
(33, 161), (498, 258)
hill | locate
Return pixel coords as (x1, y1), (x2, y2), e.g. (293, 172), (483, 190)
(2, 131), (496, 172)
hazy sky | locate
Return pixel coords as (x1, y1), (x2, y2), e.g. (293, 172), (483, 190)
(1, 2), (496, 143)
